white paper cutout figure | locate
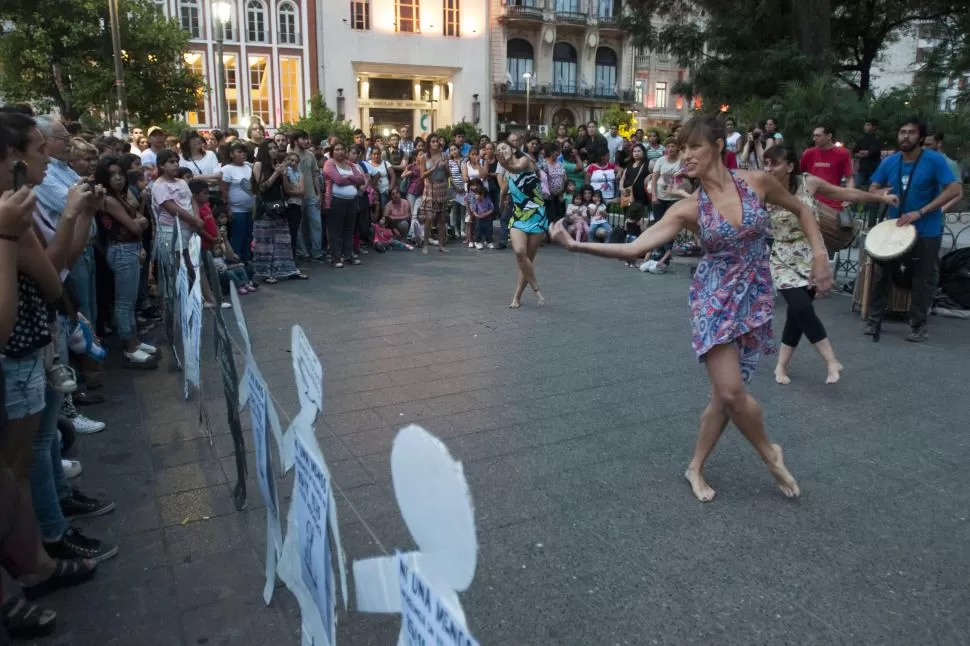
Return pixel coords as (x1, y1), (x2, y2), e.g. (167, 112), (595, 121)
(353, 424), (479, 645)
(280, 326), (349, 612)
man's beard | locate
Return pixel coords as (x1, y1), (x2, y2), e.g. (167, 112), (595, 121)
(899, 139), (917, 152)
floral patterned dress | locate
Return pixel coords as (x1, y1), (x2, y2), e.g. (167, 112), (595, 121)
(689, 171), (775, 383)
(767, 175), (826, 290)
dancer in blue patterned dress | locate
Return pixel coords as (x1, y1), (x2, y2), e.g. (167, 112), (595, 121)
(551, 116), (833, 502)
(497, 142), (547, 308)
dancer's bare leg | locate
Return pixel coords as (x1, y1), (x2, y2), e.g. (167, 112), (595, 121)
(813, 338), (843, 384)
(526, 233), (544, 306)
(705, 343), (800, 498)
(685, 393), (729, 502)
(774, 344), (794, 385)
(509, 229), (536, 308)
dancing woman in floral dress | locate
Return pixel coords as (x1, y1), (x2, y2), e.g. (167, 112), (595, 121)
(552, 116), (833, 502)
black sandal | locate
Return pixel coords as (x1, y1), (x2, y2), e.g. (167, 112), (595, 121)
(1, 597), (57, 640)
(22, 558), (98, 601)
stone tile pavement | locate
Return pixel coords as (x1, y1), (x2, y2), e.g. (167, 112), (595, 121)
(33, 244), (970, 645)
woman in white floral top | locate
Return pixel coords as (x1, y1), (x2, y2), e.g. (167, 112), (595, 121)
(762, 145), (897, 386)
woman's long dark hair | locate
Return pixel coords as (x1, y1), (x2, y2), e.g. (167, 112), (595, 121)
(763, 144), (800, 195)
(254, 139), (277, 182)
(179, 129), (204, 161)
(94, 155), (129, 199)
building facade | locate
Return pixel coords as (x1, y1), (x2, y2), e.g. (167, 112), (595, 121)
(490, 0), (637, 134)
(317, 0), (490, 138)
(871, 23), (967, 113)
(632, 45), (693, 129)
(158, 0), (318, 131)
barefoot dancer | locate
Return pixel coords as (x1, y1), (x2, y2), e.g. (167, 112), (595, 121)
(551, 116), (833, 502)
(496, 142), (546, 308)
(763, 145), (898, 385)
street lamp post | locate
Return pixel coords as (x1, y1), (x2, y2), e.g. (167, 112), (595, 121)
(107, 0), (129, 135)
(522, 72), (531, 133)
(213, 0), (231, 129)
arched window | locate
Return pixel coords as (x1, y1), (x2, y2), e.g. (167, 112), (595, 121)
(553, 42), (578, 94)
(278, 1), (298, 44)
(506, 39), (534, 92)
(246, 0), (267, 42)
(594, 46), (618, 96)
(179, 0), (200, 38)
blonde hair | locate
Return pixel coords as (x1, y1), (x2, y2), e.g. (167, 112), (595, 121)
(69, 137), (97, 160)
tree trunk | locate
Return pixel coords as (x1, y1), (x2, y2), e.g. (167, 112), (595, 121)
(791, 0), (831, 69)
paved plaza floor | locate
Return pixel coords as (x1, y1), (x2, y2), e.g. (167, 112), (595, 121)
(36, 244), (970, 645)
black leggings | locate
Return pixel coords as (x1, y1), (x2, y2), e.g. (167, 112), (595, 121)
(780, 286), (827, 347)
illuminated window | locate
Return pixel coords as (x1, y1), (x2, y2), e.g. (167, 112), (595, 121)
(395, 0), (419, 33)
(278, 1), (298, 44)
(249, 55), (271, 125)
(179, 0), (200, 38)
(443, 0), (459, 37)
(246, 0), (266, 42)
(350, 0), (370, 30)
(183, 52), (208, 126)
(279, 57), (302, 124)
(224, 54), (240, 124)
(552, 42), (577, 94)
(655, 81), (667, 109)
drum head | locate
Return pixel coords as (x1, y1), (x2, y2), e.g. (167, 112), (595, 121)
(865, 220), (917, 261)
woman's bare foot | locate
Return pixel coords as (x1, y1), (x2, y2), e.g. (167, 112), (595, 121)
(508, 300), (521, 309)
(774, 366), (791, 385)
(684, 467), (716, 502)
(825, 362), (843, 384)
(766, 444), (800, 498)
(532, 288), (545, 307)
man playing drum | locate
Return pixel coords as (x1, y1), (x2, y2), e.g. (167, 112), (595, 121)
(866, 117), (964, 342)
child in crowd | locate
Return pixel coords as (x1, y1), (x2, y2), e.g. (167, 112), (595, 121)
(562, 179), (577, 207)
(622, 202), (646, 267)
(213, 214), (259, 294)
(563, 193), (589, 242)
(587, 190), (612, 243)
(372, 216), (414, 252)
(189, 180), (226, 308)
(465, 179), (495, 249)
(175, 167), (193, 181)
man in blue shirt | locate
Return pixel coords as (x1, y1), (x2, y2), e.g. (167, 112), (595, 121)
(867, 117), (963, 342)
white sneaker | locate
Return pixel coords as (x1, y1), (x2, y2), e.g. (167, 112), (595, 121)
(639, 260), (655, 273)
(467, 242), (474, 248)
(47, 364), (77, 393)
(71, 414), (106, 435)
(62, 459), (82, 479)
(220, 301), (232, 309)
(649, 263), (668, 275)
(124, 349), (158, 369)
(475, 242), (484, 250)
(137, 342), (160, 357)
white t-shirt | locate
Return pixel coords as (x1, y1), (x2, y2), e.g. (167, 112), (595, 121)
(654, 156), (684, 202)
(180, 150), (221, 177)
(140, 148), (158, 168)
(220, 163), (254, 212)
(364, 160), (391, 193)
(586, 163), (618, 201)
(725, 132), (742, 154)
(331, 165), (358, 199)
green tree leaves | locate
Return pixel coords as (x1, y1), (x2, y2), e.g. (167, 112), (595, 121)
(0, 0), (201, 124)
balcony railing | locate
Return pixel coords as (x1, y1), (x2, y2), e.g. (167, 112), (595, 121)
(594, 13), (622, 28)
(551, 83), (578, 96)
(592, 87), (636, 101)
(503, 3), (545, 21)
(555, 10), (587, 24)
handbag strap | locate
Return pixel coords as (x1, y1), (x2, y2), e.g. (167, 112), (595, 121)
(896, 150), (923, 215)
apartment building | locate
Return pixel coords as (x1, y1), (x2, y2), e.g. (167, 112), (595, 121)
(871, 22), (967, 112)
(319, 0), (490, 138)
(490, 0), (636, 134)
(158, 0), (318, 130)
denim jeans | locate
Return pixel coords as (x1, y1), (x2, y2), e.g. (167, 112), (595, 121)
(475, 217), (494, 243)
(451, 201), (466, 237)
(31, 320), (71, 541)
(71, 245), (97, 327)
(297, 196), (323, 259)
(230, 210), (254, 263)
(107, 241), (142, 342)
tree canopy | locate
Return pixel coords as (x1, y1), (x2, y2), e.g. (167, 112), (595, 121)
(0, 0), (201, 123)
(624, 0), (970, 104)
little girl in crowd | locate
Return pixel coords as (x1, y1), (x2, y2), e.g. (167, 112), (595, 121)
(372, 216), (414, 252)
(587, 190), (612, 242)
(563, 193), (589, 242)
(213, 213), (259, 294)
(465, 179), (495, 249)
